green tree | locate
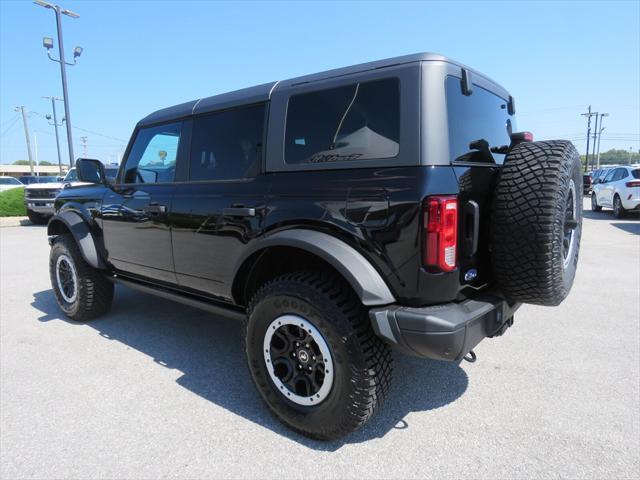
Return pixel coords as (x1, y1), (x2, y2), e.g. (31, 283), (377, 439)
(12, 160), (30, 165)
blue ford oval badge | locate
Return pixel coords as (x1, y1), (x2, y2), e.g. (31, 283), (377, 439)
(464, 269), (478, 282)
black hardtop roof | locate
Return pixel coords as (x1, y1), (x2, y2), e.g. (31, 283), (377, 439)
(138, 52), (508, 127)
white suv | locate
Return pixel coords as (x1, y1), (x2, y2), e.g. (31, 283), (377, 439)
(591, 165), (640, 218)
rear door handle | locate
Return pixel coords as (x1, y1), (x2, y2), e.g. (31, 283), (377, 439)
(144, 203), (167, 214)
(223, 207), (256, 217)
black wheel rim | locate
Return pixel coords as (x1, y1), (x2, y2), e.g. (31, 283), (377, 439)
(562, 180), (578, 268)
(56, 254), (77, 303)
(263, 315), (333, 406)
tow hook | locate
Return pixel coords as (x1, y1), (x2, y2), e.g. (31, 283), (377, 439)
(463, 350), (477, 363)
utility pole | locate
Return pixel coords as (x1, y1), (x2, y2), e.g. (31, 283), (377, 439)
(581, 106), (597, 171)
(590, 113), (599, 171)
(595, 113), (608, 170)
(35, 1), (83, 168)
(43, 96), (64, 176)
(80, 136), (87, 157)
(14, 106), (35, 175)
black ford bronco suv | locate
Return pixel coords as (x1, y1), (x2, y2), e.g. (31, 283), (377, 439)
(47, 53), (582, 440)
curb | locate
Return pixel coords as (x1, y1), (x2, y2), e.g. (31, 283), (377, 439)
(0, 217), (32, 227)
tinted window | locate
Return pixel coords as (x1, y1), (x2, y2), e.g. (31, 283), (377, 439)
(603, 169), (616, 182)
(189, 104), (265, 181)
(122, 122), (182, 184)
(632, 169), (640, 179)
(615, 169), (628, 181)
(285, 78), (400, 165)
(446, 75), (514, 164)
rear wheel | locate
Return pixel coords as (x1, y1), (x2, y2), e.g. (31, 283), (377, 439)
(245, 271), (392, 440)
(49, 234), (113, 321)
(613, 195), (626, 218)
(27, 209), (48, 225)
(492, 140), (583, 306)
(591, 193), (602, 212)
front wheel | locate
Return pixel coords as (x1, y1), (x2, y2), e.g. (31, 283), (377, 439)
(49, 234), (114, 321)
(245, 271), (392, 440)
(613, 195), (626, 218)
(591, 193), (602, 212)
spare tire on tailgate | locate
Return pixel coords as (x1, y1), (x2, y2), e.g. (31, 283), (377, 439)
(491, 140), (582, 306)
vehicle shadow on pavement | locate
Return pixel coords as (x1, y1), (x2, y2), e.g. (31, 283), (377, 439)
(32, 287), (468, 451)
(582, 210), (640, 222)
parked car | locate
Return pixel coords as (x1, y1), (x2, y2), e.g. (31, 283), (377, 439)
(0, 176), (24, 192)
(583, 173), (592, 194)
(46, 53), (583, 440)
(591, 165), (640, 217)
(24, 164), (118, 224)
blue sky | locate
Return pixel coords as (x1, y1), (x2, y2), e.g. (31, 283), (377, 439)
(1, 0), (638, 166)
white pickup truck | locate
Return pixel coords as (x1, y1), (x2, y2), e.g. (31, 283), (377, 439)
(24, 164), (119, 224)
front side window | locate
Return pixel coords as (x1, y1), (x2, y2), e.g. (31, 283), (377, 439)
(446, 75), (514, 164)
(285, 78), (400, 165)
(189, 104), (265, 181)
(603, 169), (616, 183)
(122, 122), (182, 184)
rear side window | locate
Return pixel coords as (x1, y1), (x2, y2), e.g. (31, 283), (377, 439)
(122, 122), (182, 184)
(189, 104), (265, 181)
(615, 169), (628, 181)
(632, 169), (640, 179)
(445, 75), (514, 164)
(285, 78), (400, 165)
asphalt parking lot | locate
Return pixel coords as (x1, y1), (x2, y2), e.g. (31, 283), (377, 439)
(1, 200), (638, 479)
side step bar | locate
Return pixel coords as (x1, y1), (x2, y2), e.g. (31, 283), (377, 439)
(109, 276), (247, 322)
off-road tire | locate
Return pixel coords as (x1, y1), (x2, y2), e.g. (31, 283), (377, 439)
(49, 234), (113, 321)
(613, 195), (626, 218)
(245, 271), (393, 440)
(591, 193), (602, 212)
(27, 209), (48, 225)
(492, 140), (582, 306)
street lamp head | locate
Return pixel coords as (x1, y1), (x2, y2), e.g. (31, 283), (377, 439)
(34, 0), (53, 9)
(61, 8), (80, 18)
(73, 46), (83, 58)
(46, 114), (52, 120)
(42, 36), (54, 50)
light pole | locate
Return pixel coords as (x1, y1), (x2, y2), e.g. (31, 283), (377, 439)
(42, 96), (65, 175)
(34, 1), (82, 168)
(595, 113), (608, 170)
(14, 106), (35, 175)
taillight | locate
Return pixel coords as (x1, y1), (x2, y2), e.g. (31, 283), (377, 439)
(625, 181), (640, 188)
(423, 196), (458, 272)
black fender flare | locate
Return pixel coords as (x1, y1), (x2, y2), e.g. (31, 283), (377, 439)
(234, 229), (396, 306)
(47, 211), (106, 270)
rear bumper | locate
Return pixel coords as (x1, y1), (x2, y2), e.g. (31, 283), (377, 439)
(369, 293), (521, 362)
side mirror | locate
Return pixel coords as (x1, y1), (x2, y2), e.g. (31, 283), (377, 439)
(76, 158), (106, 184)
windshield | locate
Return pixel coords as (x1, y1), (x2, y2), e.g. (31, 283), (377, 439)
(0, 177), (22, 185)
(38, 177), (60, 183)
(63, 169), (77, 182)
(445, 75), (515, 164)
